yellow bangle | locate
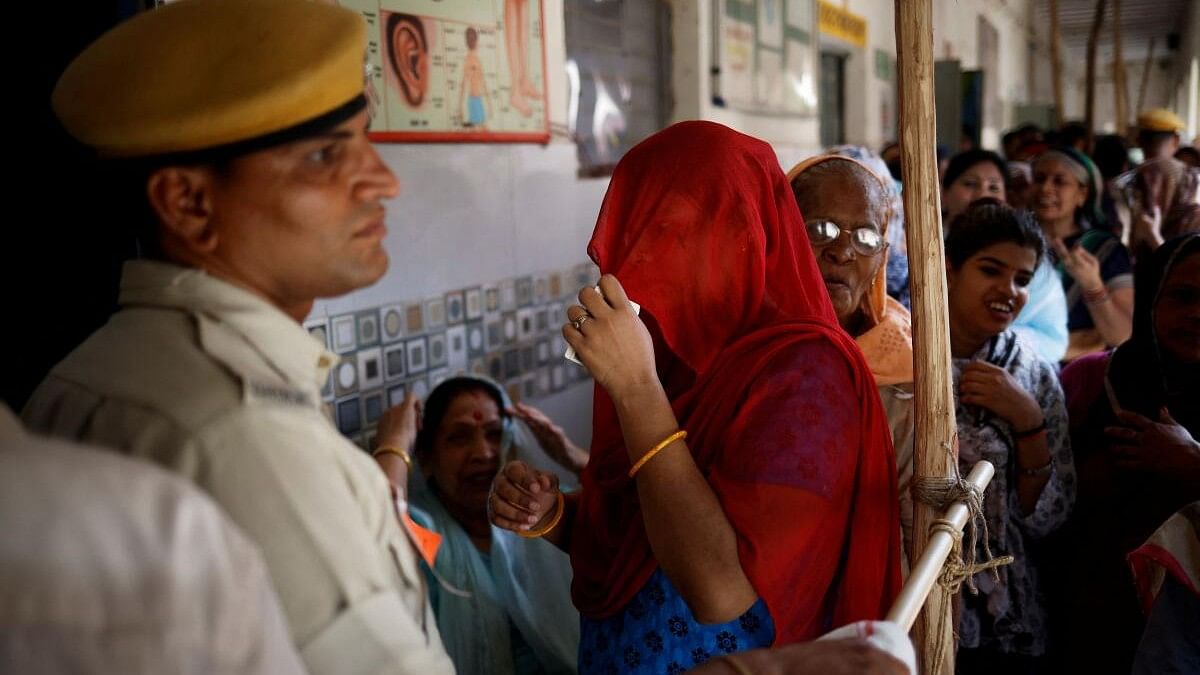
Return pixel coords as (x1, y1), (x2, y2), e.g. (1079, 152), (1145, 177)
(373, 445), (413, 472)
(628, 430), (687, 478)
(519, 490), (565, 538)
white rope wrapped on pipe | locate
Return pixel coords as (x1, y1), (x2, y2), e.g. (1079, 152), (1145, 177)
(886, 460), (996, 632)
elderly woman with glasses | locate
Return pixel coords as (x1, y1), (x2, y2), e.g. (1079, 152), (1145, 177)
(787, 155), (916, 571)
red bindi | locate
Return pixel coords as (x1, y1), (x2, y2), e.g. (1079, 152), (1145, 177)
(473, 411), (483, 422)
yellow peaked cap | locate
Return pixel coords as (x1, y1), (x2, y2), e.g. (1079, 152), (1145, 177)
(52, 0), (367, 158)
(1137, 108), (1186, 133)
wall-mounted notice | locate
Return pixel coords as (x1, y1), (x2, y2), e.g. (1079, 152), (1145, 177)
(713, 0), (818, 116)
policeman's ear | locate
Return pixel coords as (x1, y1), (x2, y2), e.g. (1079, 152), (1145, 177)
(145, 166), (219, 255)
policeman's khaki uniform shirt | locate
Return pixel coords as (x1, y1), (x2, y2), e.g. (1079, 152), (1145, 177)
(0, 405), (306, 675)
(22, 260), (455, 675)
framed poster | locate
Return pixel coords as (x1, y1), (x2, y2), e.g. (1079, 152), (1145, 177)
(563, 0), (671, 175)
(339, 0), (550, 143)
(713, 0), (817, 116)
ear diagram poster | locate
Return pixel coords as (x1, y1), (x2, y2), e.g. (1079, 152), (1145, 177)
(340, 0), (550, 142)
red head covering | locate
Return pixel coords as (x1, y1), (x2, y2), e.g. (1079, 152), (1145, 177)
(570, 121), (902, 644)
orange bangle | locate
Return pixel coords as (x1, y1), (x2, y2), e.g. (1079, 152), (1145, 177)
(519, 491), (565, 538)
(628, 430), (687, 478)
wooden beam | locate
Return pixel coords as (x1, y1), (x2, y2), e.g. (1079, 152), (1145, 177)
(1112, 0), (1127, 135)
(1136, 37), (1156, 119)
(1085, 0), (1108, 151)
(894, 1), (957, 672)
(1051, 0), (1065, 128)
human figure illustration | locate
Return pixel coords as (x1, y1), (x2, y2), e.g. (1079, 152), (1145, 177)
(458, 27), (490, 128)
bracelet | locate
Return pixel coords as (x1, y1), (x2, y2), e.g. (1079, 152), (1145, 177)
(1013, 421), (1046, 440)
(1083, 286), (1109, 304)
(628, 430), (688, 478)
(1019, 456), (1054, 477)
(519, 491), (565, 539)
(373, 445), (413, 472)
(721, 654), (754, 675)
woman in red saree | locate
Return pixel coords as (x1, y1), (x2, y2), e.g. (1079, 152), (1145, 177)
(488, 121), (902, 673)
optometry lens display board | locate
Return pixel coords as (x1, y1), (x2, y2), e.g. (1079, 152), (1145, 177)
(712, 0), (818, 116)
(339, 0), (550, 143)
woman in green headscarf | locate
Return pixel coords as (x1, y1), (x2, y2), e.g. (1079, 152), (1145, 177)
(1030, 147), (1135, 361)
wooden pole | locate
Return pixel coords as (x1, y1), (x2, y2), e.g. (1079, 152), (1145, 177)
(1120, 63), (1132, 136)
(894, 1), (957, 672)
(1136, 37), (1156, 118)
(1112, 0), (1127, 135)
(1050, 0), (1065, 128)
(1085, 0), (1108, 151)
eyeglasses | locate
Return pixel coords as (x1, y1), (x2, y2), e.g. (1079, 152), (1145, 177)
(806, 219), (887, 256)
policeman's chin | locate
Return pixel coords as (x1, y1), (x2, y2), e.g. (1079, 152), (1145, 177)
(323, 247), (390, 298)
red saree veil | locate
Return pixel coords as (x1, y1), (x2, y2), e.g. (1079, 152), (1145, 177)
(569, 122), (902, 644)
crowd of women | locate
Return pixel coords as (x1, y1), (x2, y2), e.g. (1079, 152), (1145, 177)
(379, 111), (1198, 674)
(12, 4), (1195, 673)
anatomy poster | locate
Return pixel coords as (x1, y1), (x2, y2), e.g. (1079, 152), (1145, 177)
(339, 0), (550, 142)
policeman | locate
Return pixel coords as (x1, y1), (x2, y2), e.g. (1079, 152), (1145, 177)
(23, 1), (453, 672)
(1136, 108), (1187, 161)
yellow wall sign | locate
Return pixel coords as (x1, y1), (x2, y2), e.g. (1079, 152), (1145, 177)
(817, 1), (867, 48)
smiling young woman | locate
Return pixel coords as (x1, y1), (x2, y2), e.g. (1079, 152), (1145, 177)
(943, 199), (1076, 673)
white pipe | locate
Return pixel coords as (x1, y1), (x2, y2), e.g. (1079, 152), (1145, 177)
(885, 460), (996, 632)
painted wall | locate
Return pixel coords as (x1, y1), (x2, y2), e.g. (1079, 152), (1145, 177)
(310, 0), (606, 448)
(669, 0), (1051, 159)
(311, 0), (1151, 450)
(668, 0), (824, 169)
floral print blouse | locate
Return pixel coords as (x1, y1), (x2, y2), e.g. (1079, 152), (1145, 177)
(952, 330), (1076, 656)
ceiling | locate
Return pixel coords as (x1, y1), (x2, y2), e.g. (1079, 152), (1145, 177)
(1032, 0), (1191, 65)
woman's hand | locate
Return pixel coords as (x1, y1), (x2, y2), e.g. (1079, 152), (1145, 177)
(1106, 407), (1200, 477)
(563, 275), (661, 400)
(488, 460), (561, 533)
(376, 393), (421, 451)
(373, 393), (421, 489)
(1132, 168), (1167, 251)
(1052, 238), (1105, 294)
(511, 402), (589, 473)
(958, 361), (1043, 431)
